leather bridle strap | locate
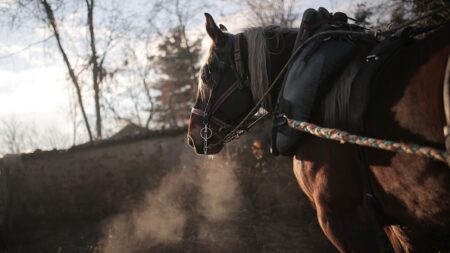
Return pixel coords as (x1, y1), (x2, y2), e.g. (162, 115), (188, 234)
(211, 79), (241, 113)
(191, 105), (235, 130)
(191, 78), (241, 131)
(234, 33), (247, 85)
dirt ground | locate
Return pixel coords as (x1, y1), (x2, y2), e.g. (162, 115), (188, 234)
(2, 208), (335, 253)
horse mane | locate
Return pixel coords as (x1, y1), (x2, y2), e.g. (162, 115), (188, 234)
(243, 26), (294, 110)
(321, 56), (363, 128)
(245, 26), (364, 127)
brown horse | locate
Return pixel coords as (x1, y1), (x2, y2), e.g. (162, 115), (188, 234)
(187, 13), (450, 253)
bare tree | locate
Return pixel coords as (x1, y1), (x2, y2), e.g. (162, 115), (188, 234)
(354, 3), (373, 26)
(1, 0), (210, 138)
(40, 0), (94, 142)
(103, 43), (156, 129)
(68, 87), (83, 145)
(42, 125), (70, 149)
(2, 0), (130, 141)
(352, 0), (450, 28)
(0, 117), (38, 154)
(86, 0), (102, 138)
(227, 0), (300, 27)
(0, 116), (72, 155)
(101, 0), (207, 130)
(0, 117), (27, 154)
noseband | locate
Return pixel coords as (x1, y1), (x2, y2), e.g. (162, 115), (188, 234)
(191, 34), (250, 154)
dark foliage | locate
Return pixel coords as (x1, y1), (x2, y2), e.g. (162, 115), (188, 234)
(153, 26), (202, 128)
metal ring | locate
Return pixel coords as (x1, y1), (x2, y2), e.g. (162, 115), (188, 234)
(200, 126), (213, 140)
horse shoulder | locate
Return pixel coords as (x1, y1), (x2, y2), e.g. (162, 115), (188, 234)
(365, 34), (450, 230)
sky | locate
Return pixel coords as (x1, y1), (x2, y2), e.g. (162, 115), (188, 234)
(0, 0), (373, 154)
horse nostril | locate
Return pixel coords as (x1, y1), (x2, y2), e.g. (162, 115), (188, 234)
(187, 136), (195, 148)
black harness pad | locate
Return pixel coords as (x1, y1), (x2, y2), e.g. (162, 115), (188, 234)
(273, 9), (368, 156)
(276, 34), (359, 155)
(273, 25), (412, 156)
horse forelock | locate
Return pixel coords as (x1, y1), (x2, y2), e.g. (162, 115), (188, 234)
(197, 45), (216, 101)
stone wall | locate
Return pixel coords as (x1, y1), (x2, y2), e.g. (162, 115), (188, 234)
(0, 124), (336, 253)
(1, 130), (192, 226)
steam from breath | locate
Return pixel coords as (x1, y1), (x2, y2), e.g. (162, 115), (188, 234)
(98, 156), (241, 253)
(197, 160), (242, 250)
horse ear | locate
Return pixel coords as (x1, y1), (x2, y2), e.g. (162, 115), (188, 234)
(205, 13), (227, 46)
(219, 24), (228, 31)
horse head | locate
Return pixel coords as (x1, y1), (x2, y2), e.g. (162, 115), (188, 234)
(187, 13), (255, 155)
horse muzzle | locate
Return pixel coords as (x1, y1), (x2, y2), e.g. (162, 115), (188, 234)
(186, 134), (223, 155)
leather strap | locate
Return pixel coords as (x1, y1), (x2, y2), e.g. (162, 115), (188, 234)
(191, 107), (234, 129)
(211, 80), (240, 113)
(234, 33), (248, 87)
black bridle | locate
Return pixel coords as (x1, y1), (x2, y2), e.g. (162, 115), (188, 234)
(191, 33), (257, 154)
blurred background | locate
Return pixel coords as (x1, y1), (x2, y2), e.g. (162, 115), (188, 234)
(0, 0), (447, 252)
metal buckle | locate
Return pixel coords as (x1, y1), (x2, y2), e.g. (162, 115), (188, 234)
(366, 54), (379, 62)
(200, 123), (213, 154)
(274, 114), (288, 126)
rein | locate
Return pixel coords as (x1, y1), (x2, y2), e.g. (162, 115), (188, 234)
(287, 118), (448, 163)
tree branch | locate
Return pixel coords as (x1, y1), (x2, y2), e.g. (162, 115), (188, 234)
(40, 0), (93, 143)
(85, 0), (102, 139)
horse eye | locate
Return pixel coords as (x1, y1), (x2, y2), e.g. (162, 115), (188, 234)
(202, 72), (211, 83)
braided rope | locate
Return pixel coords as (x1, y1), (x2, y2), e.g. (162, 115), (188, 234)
(287, 118), (447, 163)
